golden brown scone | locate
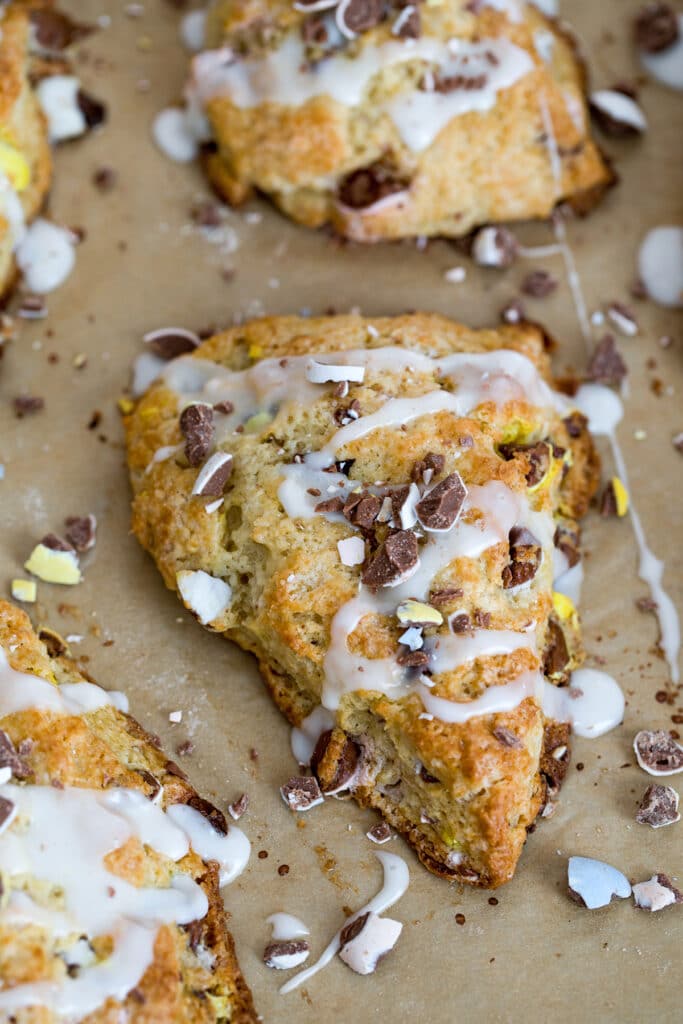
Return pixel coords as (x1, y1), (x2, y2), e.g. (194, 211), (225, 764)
(189, 0), (614, 240)
(0, 600), (257, 1023)
(125, 313), (599, 889)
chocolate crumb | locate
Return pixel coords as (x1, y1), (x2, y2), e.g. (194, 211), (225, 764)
(636, 783), (680, 828)
(13, 395), (44, 418)
(280, 775), (324, 811)
(175, 740), (195, 757)
(64, 514), (97, 553)
(521, 270), (558, 298)
(634, 3), (679, 52)
(493, 726), (523, 749)
(587, 334), (627, 386)
(93, 166), (117, 191)
(228, 792), (249, 820)
(278, 864), (290, 876)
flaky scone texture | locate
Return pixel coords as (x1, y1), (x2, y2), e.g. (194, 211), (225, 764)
(0, 600), (256, 1024)
(126, 314), (599, 888)
(0, 3), (52, 298)
(193, 0), (614, 240)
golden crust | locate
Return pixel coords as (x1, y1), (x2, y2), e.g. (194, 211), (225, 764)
(0, 4), (52, 300)
(197, 1), (614, 239)
(125, 313), (599, 889)
(0, 600), (257, 1024)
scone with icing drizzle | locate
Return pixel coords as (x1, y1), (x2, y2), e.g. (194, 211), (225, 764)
(0, 599), (256, 1022)
(187, 0), (614, 240)
(126, 313), (600, 888)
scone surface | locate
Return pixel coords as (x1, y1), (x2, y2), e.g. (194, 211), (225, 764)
(126, 313), (598, 888)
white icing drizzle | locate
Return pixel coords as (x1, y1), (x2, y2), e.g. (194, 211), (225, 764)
(132, 351), (168, 397)
(290, 707), (336, 765)
(267, 912), (310, 940)
(640, 15), (683, 91)
(166, 803), (251, 885)
(419, 670), (543, 725)
(575, 385), (680, 684)
(542, 669), (625, 738)
(35, 75), (87, 143)
(189, 34), (534, 153)
(553, 557), (583, 606)
(279, 851), (409, 995)
(15, 219), (77, 294)
(0, 647), (125, 719)
(637, 226), (683, 308)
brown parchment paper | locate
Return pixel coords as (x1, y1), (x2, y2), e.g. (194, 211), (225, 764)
(1, 2), (682, 1021)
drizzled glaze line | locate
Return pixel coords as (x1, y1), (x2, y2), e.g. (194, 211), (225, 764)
(279, 851), (409, 995)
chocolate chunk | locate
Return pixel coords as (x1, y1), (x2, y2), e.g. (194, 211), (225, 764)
(314, 496), (345, 514)
(600, 481), (619, 518)
(41, 533), (75, 553)
(411, 451), (445, 483)
(636, 595), (658, 613)
(450, 613), (472, 634)
(502, 526), (542, 589)
(587, 334), (627, 386)
(13, 395), (44, 418)
(180, 403), (214, 466)
(499, 441), (551, 487)
(184, 794), (228, 835)
(0, 730), (31, 779)
(213, 400), (234, 415)
(540, 721), (571, 796)
(93, 166), (117, 191)
(367, 821), (392, 844)
(164, 758), (189, 780)
(634, 3), (679, 52)
(396, 648), (429, 668)
(0, 796), (15, 830)
(77, 90), (107, 130)
(311, 731), (360, 794)
(636, 783), (680, 828)
(30, 8), (93, 50)
(634, 730), (683, 776)
(395, 5), (420, 38)
(17, 295), (46, 319)
(136, 768), (161, 801)
(433, 71), (488, 93)
(64, 514), (97, 553)
(493, 726), (523, 749)
(415, 472), (467, 531)
(176, 740), (195, 757)
(562, 412), (587, 439)
(147, 331), (199, 359)
(338, 0), (385, 36)
(344, 491), (381, 529)
(193, 452), (233, 497)
(473, 609), (492, 628)
(419, 763), (439, 784)
(553, 524), (581, 568)
(430, 587), (464, 607)
(361, 530), (418, 588)
(338, 161), (407, 209)
(228, 792), (249, 820)
(263, 939), (310, 968)
(543, 618), (570, 682)
(339, 912), (371, 948)
(521, 270), (558, 298)
(280, 775), (324, 811)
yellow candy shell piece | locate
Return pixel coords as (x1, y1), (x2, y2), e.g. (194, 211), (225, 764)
(0, 140), (30, 191)
(11, 578), (37, 603)
(24, 544), (81, 585)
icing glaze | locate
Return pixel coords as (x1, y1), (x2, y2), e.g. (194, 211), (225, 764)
(0, 647), (125, 719)
(290, 706), (336, 764)
(267, 912), (310, 940)
(189, 33), (534, 153)
(637, 226), (683, 308)
(542, 669), (625, 738)
(280, 851), (409, 994)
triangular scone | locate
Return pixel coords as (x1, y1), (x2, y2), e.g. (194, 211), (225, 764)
(0, 600), (256, 1023)
(126, 314), (599, 888)
(191, 1), (614, 239)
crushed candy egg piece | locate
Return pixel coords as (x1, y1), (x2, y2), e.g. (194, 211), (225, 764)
(24, 544), (81, 585)
(11, 578), (37, 603)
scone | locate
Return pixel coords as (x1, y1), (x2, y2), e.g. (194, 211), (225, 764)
(188, 0), (614, 240)
(0, 599), (257, 1023)
(125, 313), (599, 889)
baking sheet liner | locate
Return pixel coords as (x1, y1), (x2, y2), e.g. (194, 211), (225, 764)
(0, 2), (681, 1020)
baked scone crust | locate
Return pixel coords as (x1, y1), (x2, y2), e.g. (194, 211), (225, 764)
(0, 4), (52, 299)
(0, 600), (257, 1023)
(126, 313), (599, 888)
(192, 1), (614, 240)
